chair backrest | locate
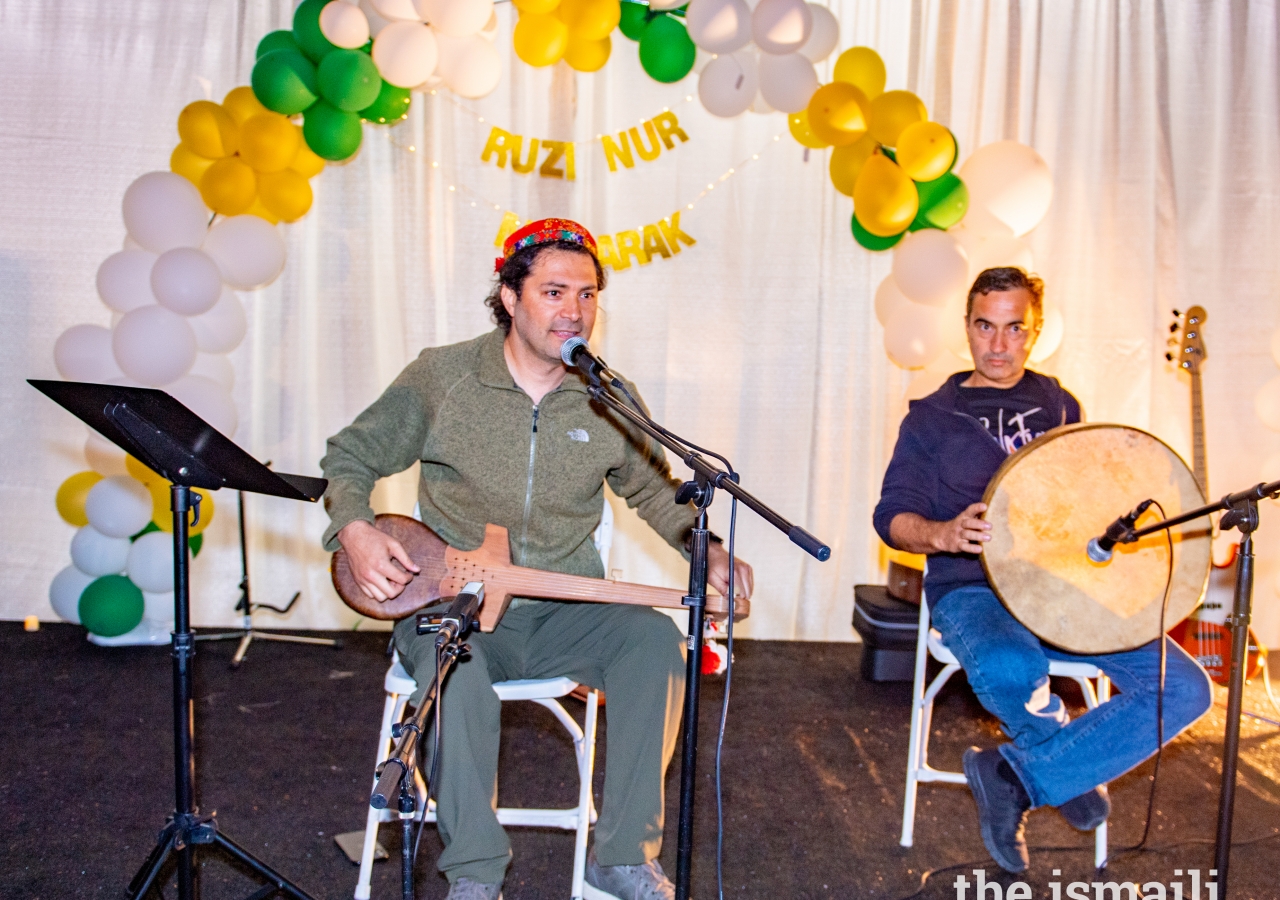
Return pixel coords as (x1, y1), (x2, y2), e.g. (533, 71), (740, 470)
(593, 499), (614, 571)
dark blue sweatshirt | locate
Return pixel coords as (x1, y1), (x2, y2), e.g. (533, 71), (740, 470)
(873, 371), (1081, 604)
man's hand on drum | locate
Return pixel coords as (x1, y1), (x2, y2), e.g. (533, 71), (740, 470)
(936, 502), (991, 554)
(337, 519), (420, 602)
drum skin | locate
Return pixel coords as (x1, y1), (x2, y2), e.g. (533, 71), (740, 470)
(980, 423), (1211, 654)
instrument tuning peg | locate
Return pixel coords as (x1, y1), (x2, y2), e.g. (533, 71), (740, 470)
(1165, 352), (1174, 361)
(1169, 323), (1179, 333)
(1172, 309), (1181, 317)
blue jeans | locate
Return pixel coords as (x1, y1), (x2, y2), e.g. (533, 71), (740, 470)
(930, 585), (1213, 808)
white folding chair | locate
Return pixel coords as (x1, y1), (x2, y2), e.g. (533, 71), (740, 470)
(900, 594), (1111, 869)
(353, 502), (614, 900)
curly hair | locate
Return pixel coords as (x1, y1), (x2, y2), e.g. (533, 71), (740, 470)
(485, 240), (608, 334)
(966, 267), (1044, 327)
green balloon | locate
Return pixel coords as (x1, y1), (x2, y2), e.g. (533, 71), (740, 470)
(257, 29), (300, 59)
(318, 49), (382, 112)
(851, 213), (904, 251)
(638, 15), (696, 83)
(79, 575), (144, 638)
(131, 521), (160, 541)
(619, 1), (650, 41)
(189, 533), (203, 558)
(360, 81), (412, 124)
(912, 172), (969, 231)
(303, 100), (364, 161)
(293, 0), (338, 63)
(252, 49), (319, 116)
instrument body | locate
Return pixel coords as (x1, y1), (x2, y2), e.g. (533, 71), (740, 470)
(981, 423), (1211, 654)
(331, 514), (745, 630)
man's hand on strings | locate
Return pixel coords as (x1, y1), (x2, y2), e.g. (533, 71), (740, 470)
(337, 519), (420, 602)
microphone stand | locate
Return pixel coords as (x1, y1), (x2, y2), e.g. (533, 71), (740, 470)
(583, 378), (830, 900)
(1105, 478), (1280, 898)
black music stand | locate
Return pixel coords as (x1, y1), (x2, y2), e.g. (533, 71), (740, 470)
(30, 379), (325, 900)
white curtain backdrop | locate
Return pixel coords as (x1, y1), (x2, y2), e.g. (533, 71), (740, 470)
(5, 0), (1280, 646)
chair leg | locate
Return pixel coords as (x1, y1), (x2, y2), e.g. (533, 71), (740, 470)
(901, 603), (933, 848)
(356, 691), (405, 899)
(572, 691), (600, 899)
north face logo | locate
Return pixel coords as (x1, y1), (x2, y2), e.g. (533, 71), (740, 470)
(567, 428), (590, 443)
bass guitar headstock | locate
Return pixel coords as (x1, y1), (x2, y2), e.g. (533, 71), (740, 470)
(1166, 306), (1208, 374)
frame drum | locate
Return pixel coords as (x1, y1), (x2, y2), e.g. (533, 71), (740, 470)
(980, 423), (1211, 654)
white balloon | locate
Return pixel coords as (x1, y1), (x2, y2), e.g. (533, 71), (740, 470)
(959, 141), (1054, 237)
(122, 172), (209, 254)
(686, 0), (752, 54)
(321, 0), (372, 47)
(941, 291), (973, 362)
(412, 72), (447, 92)
(756, 52), (818, 113)
(905, 363), (959, 402)
(373, 21), (440, 88)
(54, 324), (125, 382)
(1270, 328), (1280, 369)
(201, 215), (287, 290)
(798, 3), (837, 61)
(1256, 375), (1280, 432)
(127, 531), (176, 594)
(435, 32), (501, 98)
(188, 288), (248, 353)
(478, 8), (499, 39)
(123, 233), (144, 251)
(189, 353), (235, 390)
(371, 0), (422, 19)
(112, 306), (197, 385)
(150, 247), (223, 316)
(71, 525), (131, 577)
(97, 250), (159, 313)
(142, 590), (175, 624)
(749, 86), (773, 114)
(698, 51), (759, 118)
(360, 0), (395, 35)
(649, 0), (686, 9)
(416, 0), (493, 37)
(50, 566), (93, 623)
(892, 230), (970, 308)
(168, 374), (238, 436)
(85, 432), (128, 477)
(1029, 305), (1064, 363)
(84, 475), (153, 539)
(958, 202), (1015, 238)
(874, 275), (911, 327)
(884, 301), (944, 369)
(752, 0), (811, 55)
(951, 226), (1034, 283)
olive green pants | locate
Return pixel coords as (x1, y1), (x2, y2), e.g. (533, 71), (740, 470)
(393, 600), (686, 886)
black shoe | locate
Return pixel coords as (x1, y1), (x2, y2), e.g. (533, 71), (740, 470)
(962, 746), (1031, 873)
(1057, 785), (1110, 831)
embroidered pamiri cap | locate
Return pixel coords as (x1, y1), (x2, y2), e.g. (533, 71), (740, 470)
(495, 218), (598, 272)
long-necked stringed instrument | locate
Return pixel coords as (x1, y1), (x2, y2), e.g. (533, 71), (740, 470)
(331, 514), (747, 631)
(1164, 307), (1266, 683)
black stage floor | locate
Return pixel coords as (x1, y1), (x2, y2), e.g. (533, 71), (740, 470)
(3, 622), (1279, 899)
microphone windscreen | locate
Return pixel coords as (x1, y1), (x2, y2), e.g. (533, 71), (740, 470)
(560, 336), (588, 365)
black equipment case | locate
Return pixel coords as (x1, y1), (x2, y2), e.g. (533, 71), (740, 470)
(852, 584), (921, 682)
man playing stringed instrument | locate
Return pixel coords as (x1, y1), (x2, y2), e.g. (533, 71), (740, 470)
(873, 267), (1211, 873)
(321, 218), (753, 900)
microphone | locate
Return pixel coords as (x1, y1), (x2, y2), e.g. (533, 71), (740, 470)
(435, 581), (484, 648)
(1086, 499), (1154, 563)
(560, 337), (623, 388)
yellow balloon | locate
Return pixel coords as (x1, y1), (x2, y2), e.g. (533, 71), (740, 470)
(290, 137), (326, 179)
(247, 196), (281, 225)
(514, 12), (569, 67)
(125, 454), (161, 486)
(200, 157), (258, 216)
(239, 112), (302, 173)
(557, 0), (620, 40)
(258, 169), (314, 221)
(564, 34), (611, 71)
(222, 86), (269, 126)
(853, 152), (918, 237)
(151, 483), (215, 537)
(895, 121), (957, 182)
(56, 471), (103, 527)
(829, 135), (876, 197)
(177, 100), (240, 158)
(514, 0), (562, 13)
(170, 143), (216, 187)
(787, 110), (828, 149)
(869, 89), (927, 147)
(806, 82), (870, 147)
(832, 47), (886, 100)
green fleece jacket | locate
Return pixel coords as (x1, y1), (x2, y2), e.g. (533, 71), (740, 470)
(320, 328), (696, 579)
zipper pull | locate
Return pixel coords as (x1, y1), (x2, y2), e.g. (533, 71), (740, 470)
(531, 405), (539, 433)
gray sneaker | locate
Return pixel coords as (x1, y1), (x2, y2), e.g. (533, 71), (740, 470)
(583, 849), (675, 900)
(445, 877), (503, 900)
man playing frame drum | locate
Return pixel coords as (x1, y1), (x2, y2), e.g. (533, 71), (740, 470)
(873, 267), (1212, 873)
